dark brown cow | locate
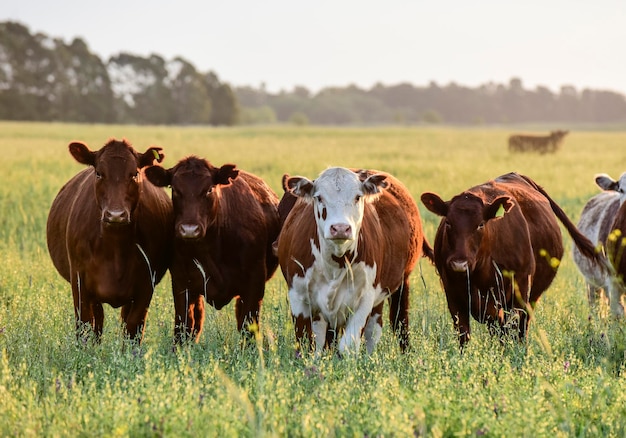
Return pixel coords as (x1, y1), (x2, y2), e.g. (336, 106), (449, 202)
(508, 130), (568, 153)
(46, 139), (173, 343)
(276, 167), (430, 355)
(145, 156), (280, 344)
(421, 172), (602, 347)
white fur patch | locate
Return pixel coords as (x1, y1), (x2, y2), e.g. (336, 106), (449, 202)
(288, 238), (384, 355)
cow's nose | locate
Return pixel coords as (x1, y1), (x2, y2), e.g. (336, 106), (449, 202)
(330, 223), (352, 240)
(179, 224), (201, 239)
(103, 209), (130, 224)
(450, 259), (469, 273)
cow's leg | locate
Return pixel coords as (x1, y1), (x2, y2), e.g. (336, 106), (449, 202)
(446, 291), (471, 348)
(338, 289), (376, 355)
(92, 302), (104, 341)
(121, 286), (153, 343)
(172, 287), (201, 344)
(607, 278), (626, 317)
(513, 275), (532, 341)
(586, 283), (603, 308)
(71, 271), (95, 342)
(292, 314), (313, 353)
(311, 315), (328, 357)
(364, 303), (384, 354)
(235, 269), (266, 336)
(192, 296), (205, 341)
(388, 278), (410, 352)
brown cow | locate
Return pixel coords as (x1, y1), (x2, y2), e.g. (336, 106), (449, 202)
(276, 167), (430, 355)
(145, 156), (280, 344)
(46, 139), (173, 343)
(421, 172), (602, 347)
(508, 130), (568, 153)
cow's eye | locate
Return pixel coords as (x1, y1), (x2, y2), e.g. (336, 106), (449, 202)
(315, 195), (324, 205)
(132, 171), (139, 181)
(355, 194), (362, 203)
(477, 221), (485, 231)
(206, 186), (214, 196)
(95, 171), (103, 180)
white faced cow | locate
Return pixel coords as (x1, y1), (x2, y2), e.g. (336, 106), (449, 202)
(276, 167), (428, 356)
(573, 172), (626, 316)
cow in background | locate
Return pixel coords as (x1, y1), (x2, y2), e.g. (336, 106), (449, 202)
(421, 172), (604, 347)
(276, 167), (431, 355)
(573, 172), (626, 316)
(508, 130), (569, 153)
(145, 156), (280, 344)
(46, 139), (173, 343)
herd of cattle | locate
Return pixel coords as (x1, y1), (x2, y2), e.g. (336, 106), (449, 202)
(46, 139), (625, 355)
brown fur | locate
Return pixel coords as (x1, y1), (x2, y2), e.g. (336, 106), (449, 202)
(145, 156), (280, 344)
(46, 139), (173, 343)
(421, 172), (602, 347)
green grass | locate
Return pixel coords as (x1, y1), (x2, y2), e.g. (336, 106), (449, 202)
(1, 121), (626, 436)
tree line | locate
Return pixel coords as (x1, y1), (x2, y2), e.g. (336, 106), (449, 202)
(0, 21), (238, 125)
(2, 21), (626, 126)
(237, 79), (626, 126)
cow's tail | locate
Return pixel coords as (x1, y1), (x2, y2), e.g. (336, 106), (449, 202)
(422, 237), (435, 264)
(518, 173), (607, 267)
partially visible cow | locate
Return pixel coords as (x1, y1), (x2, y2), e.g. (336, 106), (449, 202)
(46, 139), (173, 343)
(508, 130), (568, 153)
(573, 172), (626, 316)
(421, 172), (603, 347)
(145, 156), (280, 344)
(276, 167), (430, 355)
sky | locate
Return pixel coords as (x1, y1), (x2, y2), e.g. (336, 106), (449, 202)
(2, 0), (625, 95)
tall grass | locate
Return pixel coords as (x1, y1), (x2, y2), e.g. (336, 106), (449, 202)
(1, 122), (625, 436)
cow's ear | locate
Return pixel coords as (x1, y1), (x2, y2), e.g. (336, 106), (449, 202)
(138, 146), (165, 168)
(595, 174), (618, 192)
(421, 192), (448, 217)
(484, 196), (514, 221)
(362, 174), (388, 196)
(281, 173), (290, 193)
(215, 164), (239, 186)
(144, 165), (172, 187)
(287, 176), (315, 198)
(69, 142), (96, 166)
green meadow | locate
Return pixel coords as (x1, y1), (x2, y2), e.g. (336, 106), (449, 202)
(1, 121), (625, 437)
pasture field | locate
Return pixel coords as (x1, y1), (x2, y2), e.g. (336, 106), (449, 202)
(1, 121), (626, 437)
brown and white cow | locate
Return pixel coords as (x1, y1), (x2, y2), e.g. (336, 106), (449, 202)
(145, 156), (280, 344)
(573, 172), (626, 316)
(508, 130), (568, 154)
(46, 139), (173, 343)
(276, 167), (429, 355)
(421, 172), (603, 347)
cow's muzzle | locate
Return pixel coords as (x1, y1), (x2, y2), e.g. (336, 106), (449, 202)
(178, 223), (202, 239)
(449, 259), (469, 273)
(329, 223), (352, 240)
(102, 209), (131, 225)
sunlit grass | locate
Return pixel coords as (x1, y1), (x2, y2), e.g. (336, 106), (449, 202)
(1, 122), (625, 436)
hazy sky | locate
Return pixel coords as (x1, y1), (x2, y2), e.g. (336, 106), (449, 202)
(3, 0), (625, 94)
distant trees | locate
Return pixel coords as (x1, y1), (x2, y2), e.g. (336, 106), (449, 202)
(1, 20), (625, 127)
(236, 79), (626, 126)
(0, 21), (238, 125)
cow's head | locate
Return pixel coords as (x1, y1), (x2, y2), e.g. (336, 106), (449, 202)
(145, 156), (238, 240)
(595, 172), (626, 205)
(69, 139), (164, 226)
(287, 167), (387, 258)
(421, 191), (514, 273)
